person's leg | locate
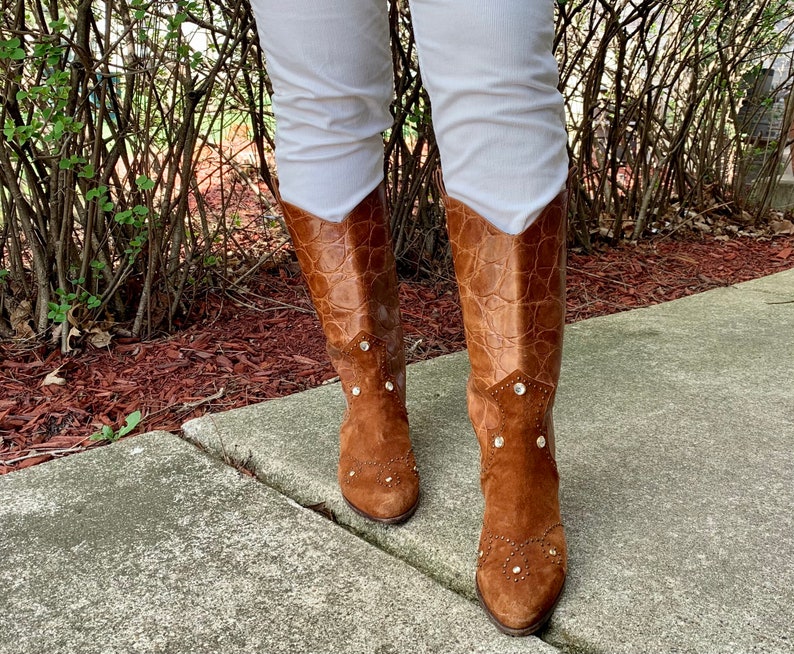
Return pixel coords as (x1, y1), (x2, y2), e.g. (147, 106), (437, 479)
(409, 0), (568, 234)
(409, 0), (569, 634)
(250, 0), (419, 522)
(251, 0), (392, 221)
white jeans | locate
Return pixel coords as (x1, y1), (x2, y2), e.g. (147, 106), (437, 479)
(251, 0), (568, 234)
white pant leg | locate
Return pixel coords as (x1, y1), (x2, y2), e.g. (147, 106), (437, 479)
(409, 0), (568, 234)
(250, 0), (392, 222)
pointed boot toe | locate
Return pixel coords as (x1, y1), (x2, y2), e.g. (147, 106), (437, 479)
(339, 449), (420, 524)
(475, 528), (567, 635)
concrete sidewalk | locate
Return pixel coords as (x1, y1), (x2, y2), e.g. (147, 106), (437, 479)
(2, 268), (793, 653)
(0, 432), (552, 654)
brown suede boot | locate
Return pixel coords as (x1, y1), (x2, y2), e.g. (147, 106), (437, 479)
(445, 188), (569, 635)
(280, 184), (419, 524)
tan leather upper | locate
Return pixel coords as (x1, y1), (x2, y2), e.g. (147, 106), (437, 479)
(281, 185), (418, 521)
(446, 189), (568, 633)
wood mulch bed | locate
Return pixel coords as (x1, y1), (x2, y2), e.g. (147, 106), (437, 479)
(1, 232), (792, 474)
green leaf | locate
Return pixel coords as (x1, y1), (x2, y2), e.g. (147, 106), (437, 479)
(48, 303), (69, 323)
(135, 175), (155, 190)
(49, 18), (68, 32)
(114, 209), (133, 225)
(117, 410), (142, 437)
(90, 425), (117, 442)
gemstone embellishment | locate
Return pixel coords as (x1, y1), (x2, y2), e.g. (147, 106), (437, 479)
(512, 566), (522, 574)
(385, 381), (394, 391)
(359, 341), (370, 352)
(537, 435), (546, 448)
(549, 548), (557, 556)
(514, 382), (526, 396)
(351, 386), (361, 396)
(494, 436), (504, 448)
(348, 470), (355, 477)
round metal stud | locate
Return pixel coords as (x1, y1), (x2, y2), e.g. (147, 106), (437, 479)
(512, 566), (522, 574)
(385, 381), (394, 391)
(351, 386), (361, 396)
(513, 382), (527, 396)
(537, 435), (546, 448)
(549, 548), (557, 556)
(359, 341), (370, 352)
(494, 436), (505, 449)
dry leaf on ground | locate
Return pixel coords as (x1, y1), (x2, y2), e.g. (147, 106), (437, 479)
(87, 328), (113, 348)
(41, 366), (67, 387)
(770, 219), (794, 235)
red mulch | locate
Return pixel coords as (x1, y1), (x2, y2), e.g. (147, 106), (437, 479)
(2, 231), (791, 474)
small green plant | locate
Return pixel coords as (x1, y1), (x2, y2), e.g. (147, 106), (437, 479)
(47, 282), (103, 324)
(47, 288), (77, 323)
(90, 410), (142, 443)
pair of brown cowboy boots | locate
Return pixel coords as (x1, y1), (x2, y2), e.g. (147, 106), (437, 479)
(281, 181), (568, 636)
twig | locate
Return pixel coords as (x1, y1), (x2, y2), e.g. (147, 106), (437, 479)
(2, 441), (91, 465)
(406, 338), (424, 356)
(203, 142), (275, 211)
(567, 265), (634, 288)
(224, 288), (315, 314)
(653, 202), (734, 243)
(228, 237), (291, 287)
(181, 387), (226, 409)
